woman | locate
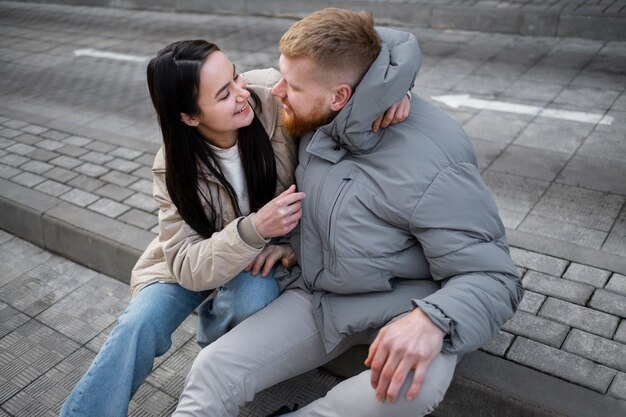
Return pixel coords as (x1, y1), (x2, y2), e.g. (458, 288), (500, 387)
(60, 40), (409, 417)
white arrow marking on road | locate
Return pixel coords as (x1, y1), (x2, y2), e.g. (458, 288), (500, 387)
(432, 94), (613, 125)
(74, 48), (148, 63)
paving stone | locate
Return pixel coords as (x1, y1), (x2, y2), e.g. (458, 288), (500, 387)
(518, 214), (607, 250)
(539, 297), (619, 339)
(89, 198), (130, 218)
(509, 247), (569, 276)
(66, 175), (105, 192)
(489, 144), (570, 181)
(20, 124), (48, 135)
(563, 329), (626, 373)
(94, 183), (135, 201)
(129, 178), (152, 195)
(59, 189), (99, 207)
(0, 163), (20, 179)
(506, 337), (616, 393)
(0, 239), (53, 286)
(118, 208), (158, 230)
(11, 171), (46, 188)
(135, 153), (156, 166)
(0, 301), (29, 340)
(40, 130), (69, 141)
(3, 120), (28, 130)
(514, 119), (592, 155)
(43, 167), (78, 183)
(20, 160), (54, 175)
(0, 153), (29, 167)
(100, 170), (138, 187)
(34, 180), (72, 197)
(606, 273), (626, 296)
(49, 155), (82, 170)
(557, 155), (626, 195)
(105, 158), (141, 174)
(108, 146), (143, 160)
(462, 111), (530, 145)
(36, 139), (64, 151)
(6, 143), (37, 156)
(482, 172), (549, 224)
(589, 290), (626, 319)
(553, 86), (621, 111)
(126, 382), (177, 417)
(62, 135), (92, 147)
(615, 321), (626, 344)
(56, 144), (88, 158)
(502, 310), (569, 348)
(517, 290), (546, 314)
(480, 331), (515, 357)
(523, 271), (594, 305)
(562, 263), (612, 289)
(0, 137), (12, 149)
(124, 193), (157, 212)
(74, 162), (109, 177)
(13, 134), (41, 146)
(132, 165), (153, 180)
(529, 183), (624, 233)
(80, 151), (114, 165)
(0, 127), (22, 139)
(0, 320), (80, 393)
(84, 141), (115, 153)
(603, 209), (626, 257)
(27, 148), (57, 162)
(609, 372), (626, 401)
(37, 274), (129, 345)
(578, 130), (626, 164)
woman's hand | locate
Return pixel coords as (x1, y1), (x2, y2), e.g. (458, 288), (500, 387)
(371, 93), (411, 133)
(253, 185), (305, 239)
(244, 244), (297, 277)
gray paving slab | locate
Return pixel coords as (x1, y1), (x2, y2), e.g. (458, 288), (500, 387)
(539, 296), (619, 338)
(523, 270), (594, 305)
(506, 337), (616, 393)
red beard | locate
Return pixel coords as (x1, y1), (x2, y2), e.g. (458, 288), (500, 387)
(280, 100), (335, 137)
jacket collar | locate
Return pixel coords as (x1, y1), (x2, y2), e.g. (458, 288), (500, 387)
(305, 27), (421, 164)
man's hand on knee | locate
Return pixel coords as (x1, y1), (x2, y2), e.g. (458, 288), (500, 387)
(364, 308), (445, 403)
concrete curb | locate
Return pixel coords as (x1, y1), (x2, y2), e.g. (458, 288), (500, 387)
(0, 179), (153, 282)
(10, 0), (626, 40)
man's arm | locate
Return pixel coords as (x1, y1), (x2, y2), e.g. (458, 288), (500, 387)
(366, 161), (523, 403)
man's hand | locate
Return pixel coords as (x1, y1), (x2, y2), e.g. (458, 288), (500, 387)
(371, 93), (411, 133)
(244, 244), (297, 277)
(364, 308), (445, 403)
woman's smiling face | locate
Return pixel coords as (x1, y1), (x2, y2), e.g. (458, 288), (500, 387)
(182, 50), (254, 148)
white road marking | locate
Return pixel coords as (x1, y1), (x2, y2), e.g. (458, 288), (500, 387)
(431, 94), (613, 125)
(73, 48), (148, 63)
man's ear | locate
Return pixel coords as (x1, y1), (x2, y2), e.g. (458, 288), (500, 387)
(329, 84), (352, 112)
(180, 112), (199, 127)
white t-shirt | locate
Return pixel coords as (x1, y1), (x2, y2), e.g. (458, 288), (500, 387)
(208, 142), (250, 216)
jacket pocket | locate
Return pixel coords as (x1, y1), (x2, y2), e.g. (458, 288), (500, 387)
(327, 177), (354, 267)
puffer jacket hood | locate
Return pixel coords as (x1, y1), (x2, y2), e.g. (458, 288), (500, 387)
(307, 27), (420, 160)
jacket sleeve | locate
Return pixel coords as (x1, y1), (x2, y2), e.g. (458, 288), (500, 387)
(409, 161), (524, 354)
(153, 171), (266, 292)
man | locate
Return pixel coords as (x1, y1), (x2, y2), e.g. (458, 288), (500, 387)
(173, 8), (523, 417)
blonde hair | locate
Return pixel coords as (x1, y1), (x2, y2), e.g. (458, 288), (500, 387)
(279, 8), (381, 87)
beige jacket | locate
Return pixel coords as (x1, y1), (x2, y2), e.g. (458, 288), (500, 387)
(130, 69), (296, 296)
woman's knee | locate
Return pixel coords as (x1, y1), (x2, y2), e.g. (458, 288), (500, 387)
(115, 307), (172, 355)
(228, 272), (280, 316)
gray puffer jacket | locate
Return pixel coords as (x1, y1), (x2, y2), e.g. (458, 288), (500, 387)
(282, 27), (523, 354)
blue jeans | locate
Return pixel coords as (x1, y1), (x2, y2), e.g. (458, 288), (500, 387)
(60, 271), (279, 417)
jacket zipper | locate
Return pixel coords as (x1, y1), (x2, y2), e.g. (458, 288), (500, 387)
(327, 178), (352, 271)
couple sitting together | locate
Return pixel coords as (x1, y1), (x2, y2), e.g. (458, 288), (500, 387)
(60, 7), (523, 417)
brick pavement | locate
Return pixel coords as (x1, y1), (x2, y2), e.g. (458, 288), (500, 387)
(0, 2), (625, 416)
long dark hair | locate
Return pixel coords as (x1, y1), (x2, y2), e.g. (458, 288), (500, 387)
(147, 40), (277, 238)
